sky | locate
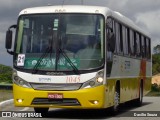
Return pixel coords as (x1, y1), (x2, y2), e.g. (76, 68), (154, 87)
(0, 0), (159, 66)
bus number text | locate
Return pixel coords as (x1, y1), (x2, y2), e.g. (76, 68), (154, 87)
(66, 76), (80, 83)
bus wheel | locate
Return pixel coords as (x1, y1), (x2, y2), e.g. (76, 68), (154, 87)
(113, 91), (120, 112)
(135, 83), (143, 106)
(111, 87), (120, 114)
(34, 107), (49, 117)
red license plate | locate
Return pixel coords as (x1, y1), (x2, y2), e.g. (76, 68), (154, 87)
(48, 93), (63, 99)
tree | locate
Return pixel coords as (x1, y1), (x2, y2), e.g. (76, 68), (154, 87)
(153, 45), (160, 54)
(0, 64), (12, 83)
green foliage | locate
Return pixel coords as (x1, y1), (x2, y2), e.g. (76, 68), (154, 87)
(151, 83), (160, 92)
(0, 64), (12, 84)
(152, 54), (160, 75)
(147, 84), (160, 96)
(153, 45), (160, 54)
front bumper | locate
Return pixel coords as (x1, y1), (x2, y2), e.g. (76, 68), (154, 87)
(13, 84), (106, 109)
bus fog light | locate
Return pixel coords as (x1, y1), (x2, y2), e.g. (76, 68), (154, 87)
(94, 101), (98, 104)
(97, 77), (103, 83)
(17, 99), (23, 103)
(90, 100), (99, 105)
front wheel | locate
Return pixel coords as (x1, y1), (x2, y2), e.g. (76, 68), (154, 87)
(113, 91), (120, 112)
(110, 87), (120, 115)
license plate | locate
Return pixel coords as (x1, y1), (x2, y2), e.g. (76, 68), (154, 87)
(48, 93), (63, 99)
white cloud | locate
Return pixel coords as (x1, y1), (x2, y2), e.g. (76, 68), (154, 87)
(0, 32), (6, 54)
(107, 0), (128, 9)
(135, 9), (160, 49)
(135, 10), (160, 35)
(0, 0), (160, 65)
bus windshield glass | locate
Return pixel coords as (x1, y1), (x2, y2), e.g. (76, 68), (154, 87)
(14, 14), (104, 71)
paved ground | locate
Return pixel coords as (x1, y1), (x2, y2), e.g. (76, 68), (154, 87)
(0, 90), (13, 102)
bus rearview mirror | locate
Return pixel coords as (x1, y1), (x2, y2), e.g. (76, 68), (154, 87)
(5, 30), (13, 49)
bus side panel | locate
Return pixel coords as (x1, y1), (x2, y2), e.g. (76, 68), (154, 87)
(120, 77), (139, 103)
(105, 79), (116, 108)
(105, 77), (139, 107)
(108, 55), (151, 105)
(109, 55), (141, 102)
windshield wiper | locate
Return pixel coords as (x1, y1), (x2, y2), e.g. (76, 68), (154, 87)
(32, 47), (52, 74)
(32, 47), (80, 74)
(58, 48), (80, 75)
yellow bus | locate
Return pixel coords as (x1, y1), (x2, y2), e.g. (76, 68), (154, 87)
(5, 5), (151, 114)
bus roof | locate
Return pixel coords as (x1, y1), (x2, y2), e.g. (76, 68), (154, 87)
(19, 5), (111, 15)
(19, 5), (150, 38)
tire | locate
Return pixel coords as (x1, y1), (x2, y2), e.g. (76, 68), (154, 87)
(111, 86), (120, 114)
(135, 83), (143, 107)
(34, 107), (49, 117)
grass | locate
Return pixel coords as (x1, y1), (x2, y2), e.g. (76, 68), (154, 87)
(0, 90), (13, 102)
(146, 91), (160, 96)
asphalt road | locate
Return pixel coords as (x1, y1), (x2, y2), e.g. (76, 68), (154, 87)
(1, 97), (160, 120)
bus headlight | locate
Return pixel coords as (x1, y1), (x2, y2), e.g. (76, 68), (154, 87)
(13, 71), (31, 88)
(97, 77), (103, 83)
(81, 70), (104, 89)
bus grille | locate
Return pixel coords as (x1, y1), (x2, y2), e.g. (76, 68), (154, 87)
(32, 98), (81, 106)
(30, 83), (82, 91)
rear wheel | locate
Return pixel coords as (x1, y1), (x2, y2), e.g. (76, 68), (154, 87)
(135, 82), (143, 106)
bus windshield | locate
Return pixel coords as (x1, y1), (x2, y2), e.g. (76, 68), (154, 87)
(14, 14), (104, 72)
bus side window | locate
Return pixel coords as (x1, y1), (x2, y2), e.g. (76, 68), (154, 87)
(148, 39), (151, 59)
(141, 36), (145, 58)
(106, 17), (115, 76)
(119, 24), (123, 54)
(146, 38), (151, 59)
(114, 21), (120, 54)
(136, 33), (140, 57)
(123, 26), (128, 55)
(139, 34), (142, 57)
(127, 28), (130, 56)
(133, 31), (137, 57)
(144, 37), (147, 58)
(129, 29), (134, 56)
(106, 18), (115, 60)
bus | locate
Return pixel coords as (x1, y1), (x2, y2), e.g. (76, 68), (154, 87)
(5, 5), (151, 114)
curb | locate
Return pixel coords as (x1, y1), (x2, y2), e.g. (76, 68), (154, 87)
(0, 99), (14, 108)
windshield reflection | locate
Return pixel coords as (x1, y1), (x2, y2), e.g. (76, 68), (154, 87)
(14, 14), (104, 71)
